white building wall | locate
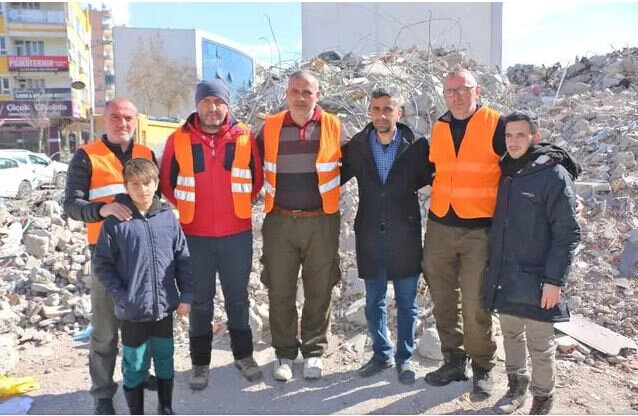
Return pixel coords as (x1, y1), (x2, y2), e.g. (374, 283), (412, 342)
(112, 27), (198, 118)
(302, 2), (502, 68)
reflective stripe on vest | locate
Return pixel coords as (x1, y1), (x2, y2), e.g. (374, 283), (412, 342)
(84, 140), (153, 244)
(429, 106), (501, 219)
(173, 123), (254, 223)
(230, 123), (253, 219)
(262, 110), (342, 214)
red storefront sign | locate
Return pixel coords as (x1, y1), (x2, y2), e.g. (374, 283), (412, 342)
(8, 56), (70, 72)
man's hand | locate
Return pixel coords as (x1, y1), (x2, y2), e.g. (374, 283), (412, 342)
(540, 283), (561, 309)
(176, 303), (191, 316)
(99, 202), (133, 221)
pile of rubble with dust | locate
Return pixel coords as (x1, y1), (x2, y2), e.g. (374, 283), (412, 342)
(1, 46), (638, 381)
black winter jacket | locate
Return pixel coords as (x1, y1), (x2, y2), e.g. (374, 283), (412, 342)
(483, 145), (581, 322)
(93, 194), (193, 322)
(341, 122), (434, 280)
(63, 136), (158, 228)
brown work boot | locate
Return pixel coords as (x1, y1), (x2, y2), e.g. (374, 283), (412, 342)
(529, 395), (554, 415)
(494, 373), (530, 414)
(189, 365), (209, 390)
(234, 356), (263, 382)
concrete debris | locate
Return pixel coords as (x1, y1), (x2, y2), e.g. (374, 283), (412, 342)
(1, 46), (638, 375)
(417, 327), (444, 361)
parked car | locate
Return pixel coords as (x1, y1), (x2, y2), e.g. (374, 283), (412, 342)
(0, 156), (39, 199)
(0, 149), (69, 188)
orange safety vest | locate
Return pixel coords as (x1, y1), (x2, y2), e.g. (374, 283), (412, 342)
(84, 140), (153, 244)
(262, 110), (341, 214)
(173, 123), (253, 224)
(429, 106), (501, 219)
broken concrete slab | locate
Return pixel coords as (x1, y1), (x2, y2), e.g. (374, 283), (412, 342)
(618, 240), (638, 277)
(555, 315), (638, 356)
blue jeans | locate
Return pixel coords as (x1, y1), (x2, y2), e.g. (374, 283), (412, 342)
(364, 272), (419, 366)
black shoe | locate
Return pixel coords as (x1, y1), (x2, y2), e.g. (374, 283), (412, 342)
(358, 357), (394, 378)
(397, 362), (416, 385)
(143, 374), (157, 391)
(94, 398), (116, 415)
(424, 356), (468, 386)
(156, 377), (174, 415)
(123, 385), (144, 415)
(472, 364), (494, 399)
(530, 395), (554, 415)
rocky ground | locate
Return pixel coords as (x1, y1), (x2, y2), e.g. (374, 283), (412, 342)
(2, 46), (638, 413)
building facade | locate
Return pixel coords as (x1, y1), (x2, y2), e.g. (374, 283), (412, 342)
(302, 2), (502, 68)
(113, 27), (255, 119)
(0, 2), (93, 155)
(88, 6), (114, 116)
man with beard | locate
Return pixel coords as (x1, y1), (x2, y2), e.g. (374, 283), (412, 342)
(160, 80), (264, 389)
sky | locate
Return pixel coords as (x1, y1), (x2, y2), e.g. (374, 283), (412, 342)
(98, 1), (638, 70)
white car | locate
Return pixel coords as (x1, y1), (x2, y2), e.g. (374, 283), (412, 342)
(0, 156), (38, 199)
(0, 150), (68, 188)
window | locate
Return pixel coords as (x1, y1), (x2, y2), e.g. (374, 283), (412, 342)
(0, 38), (6, 55)
(29, 154), (49, 166)
(0, 77), (10, 95)
(16, 78), (45, 89)
(9, 3), (40, 9)
(0, 158), (19, 170)
(15, 40), (44, 56)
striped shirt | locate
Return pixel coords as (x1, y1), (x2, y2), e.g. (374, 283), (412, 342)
(369, 128), (402, 184)
(257, 107), (347, 211)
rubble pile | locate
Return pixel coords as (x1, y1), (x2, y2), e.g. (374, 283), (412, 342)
(1, 46), (637, 377)
(507, 47), (638, 348)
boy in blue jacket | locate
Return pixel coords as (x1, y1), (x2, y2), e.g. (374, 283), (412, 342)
(94, 158), (193, 415)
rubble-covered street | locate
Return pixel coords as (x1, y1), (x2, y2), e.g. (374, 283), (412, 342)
(1, 46), (638, 413)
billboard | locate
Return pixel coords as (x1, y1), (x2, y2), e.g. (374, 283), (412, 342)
(8, 56), (70, 72)
(13, 88), (72, 101)
(0, 101), (77, 118)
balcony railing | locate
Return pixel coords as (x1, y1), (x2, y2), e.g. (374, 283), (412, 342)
(7, 8), (66, 25)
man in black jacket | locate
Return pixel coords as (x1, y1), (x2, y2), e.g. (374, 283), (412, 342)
(484, 112), (581, 415)
(63, 98), (157, 414)
(341, 87), (433, 384)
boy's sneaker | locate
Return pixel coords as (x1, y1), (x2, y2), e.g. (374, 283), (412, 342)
(303, 357), (323, 379)
(235, 356), (263, 382)
(273, 358), (294, 382)
(358, 357), (394, 378)
(189, 365), (209, 390)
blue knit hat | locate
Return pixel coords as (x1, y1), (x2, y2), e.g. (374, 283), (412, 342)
(195, 79), (230, 106)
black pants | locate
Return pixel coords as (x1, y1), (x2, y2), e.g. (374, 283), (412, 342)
(186, 230), (254, 365)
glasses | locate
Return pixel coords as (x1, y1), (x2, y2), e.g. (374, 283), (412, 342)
(443, 86), (476, 98)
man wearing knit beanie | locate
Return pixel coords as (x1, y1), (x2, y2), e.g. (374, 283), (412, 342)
(159, 80), (264, 389)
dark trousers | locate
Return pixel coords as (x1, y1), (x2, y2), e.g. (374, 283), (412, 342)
(260, 212), (341, 360)
(187, 230), (254, 365)
(121, 316), (174, 389)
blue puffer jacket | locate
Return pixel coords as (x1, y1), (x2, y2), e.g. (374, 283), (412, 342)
(93, 194), (193, 322)
(484, 144), (581, 323)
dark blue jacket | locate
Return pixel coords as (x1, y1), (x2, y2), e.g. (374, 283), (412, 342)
(484, 145), (580, 323)
(93, 194), (193, 322)
(341, 122), (433, 280)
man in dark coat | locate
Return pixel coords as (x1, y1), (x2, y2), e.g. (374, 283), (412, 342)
(484, 111), (581, 415)
(341, 87), (433, 384)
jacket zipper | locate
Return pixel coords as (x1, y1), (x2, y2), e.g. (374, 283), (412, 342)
(142, 216), (160, 318)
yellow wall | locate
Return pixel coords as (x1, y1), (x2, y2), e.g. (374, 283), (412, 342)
(0, 56), (8, 74)
(91, 113), (182, 150)
(0, 16), (5, 33)
(0, 95), (11, 102)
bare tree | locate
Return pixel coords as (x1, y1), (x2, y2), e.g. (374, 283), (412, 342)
(126, 32), (198, 117)
(26, 92), (53, 153)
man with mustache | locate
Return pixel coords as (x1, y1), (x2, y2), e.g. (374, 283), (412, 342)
(159, 80), (264, 390)
(257, 70), (346, 382)
(64, 98), (156, 414)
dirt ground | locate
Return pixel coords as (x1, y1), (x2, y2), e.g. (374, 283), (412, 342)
(10, 333), (638, 415)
